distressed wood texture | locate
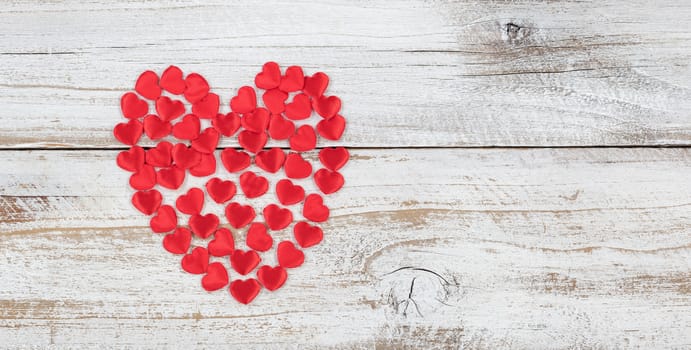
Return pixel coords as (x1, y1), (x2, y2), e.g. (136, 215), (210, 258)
(1, 0), (691, 148)
(0, 149), (690, 349)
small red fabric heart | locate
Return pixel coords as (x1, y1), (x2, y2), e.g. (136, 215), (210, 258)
(206, 178), (236, 204)
(117, 146), (145, 172)
(208, 228), (235, 257)
(181, 247), (209, 274)
(189, 152), (216, 177)
(263, 204), (293, 231)
(254, 62), (281, 90)
(135, 70), (161, 100)
(220, 148), (251, 173)
(231, 249), (261, 275)
(172, 114), (201, 140)
(160, 65), (186, 95)
(202, 262), (229, 291)
(289, 125), (317, 151)
(293, 221), (323, 248)
(189, 213), (219, 239)
(150, 205), (177, 233)
(238, 130), (268, 153)
(225, 202), (256, 229)
(268, 114), (295, 140)
(279, 66), (304, 93)
(303, 194), (329, 222)
(143, 114), (172, 140)
(263, 89), (288, 114)
(172, 143), (201, 169)
(257, 265), (287, 291)
(156, 96), (185, 122)
(114, 119), (143, 145)
(319, 147), (349, 171)
(314, 169), (345, 194)
(240, 107), (270, 133)
(192, 93), (220, 119)
(230, 86), (257, 114)
(146, 141), (173, 167)
(277, 241), (304, 268)
(176, 188), (204, 215)
(284, 153), (312, 179)
(303, 72), (329, 98)
(157, 166), (185, 190)
(129, 164), (156, 190)
(239, 171), (269, 198)
(191, 127), (219, 154)
(184, 73), (210, 104)
(162, 227), (192, 254)
(246, 223), (273, 252)
(132, 190), (161, 215)
(284, 93), (312, 120)
(312, 95), (341, 119)
(120, 92), (148, 119)
(212, 112), (241, 137)
(255, 147), (285, 173)
(317, 114), (346, 140)
(230, 279), (260, 304)
(276, 179), (305, 206)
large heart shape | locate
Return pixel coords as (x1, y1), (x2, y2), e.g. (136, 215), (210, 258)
(114, 62), (347, 304)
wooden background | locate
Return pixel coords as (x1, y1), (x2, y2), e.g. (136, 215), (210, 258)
(1, 0), (690, 348)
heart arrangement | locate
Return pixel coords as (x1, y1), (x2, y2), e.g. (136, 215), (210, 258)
(113, 62), (347, 304)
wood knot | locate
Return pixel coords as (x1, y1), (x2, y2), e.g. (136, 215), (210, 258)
(506, 22), (521, 40)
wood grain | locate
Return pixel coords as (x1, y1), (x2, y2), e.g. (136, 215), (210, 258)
(0, 0), (690, 148)
(0, 149), (689, 348)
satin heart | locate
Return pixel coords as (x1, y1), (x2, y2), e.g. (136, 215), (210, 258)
(283, 153), (312, 179)
(230, 249), (261, 275)
(120, 92), (148, 119)
(143, 114), (172, 140)
(157, 166), (185, 189)
(171, 143), (201, 169)
(314, 169), (345, 194)
(263, 204), (293, 231)
(162, 227), (192, 254)
(176, 188), (204, 215)
(230, 86), (257, 114)
(263, 89), (288, 114)
(289, 125), (317, 151)
(279, 66), (304, 93)
(238, 130), (268, 153)
(254, 61), (281, 90)
(202, 262), (229, 291)
(150, 205), (177, 233)
(277, 241), (304, 268)
(239, 171), (269, 198)
(114, 119), (143, 145)
(293, 221), (323, 248)
(312, 95), (341, 118)
(246, 223), (273, 252)
(205, 178), (236, 204)
(257, 265), (287, 291)
(191, 127), (219, 154)
(172, 114), (201, 140)
(284, 93), (312, 120)
(212, 112), (241, 137)
(319, 147), (349, 171)
(241, 107), (270, 133)
(135, 70), (161, 100)
(208, 228), (235, 257)
(255, 147), (285, 173)
(225, 202), (256, 229)
(146, 141), (173, 167)
(156, 96), (185, 122)
(192, 93), (220, 119)
(132, 190), (161, 215)
(184, 73), (210, 104)
(181, 247), (209, 274)
(189, 152), (216, 177)
(317, 114), (346, 140)
(189, 213), (219, 239)
(160, 65), (186, 95)
(303, 72), (328, 98)
(129, 164), (156, 190)
(303, 194), (329, 222)
(230, 279), (260, 304)
(276, 179), (305, 206)
(117, 146), (145, 172)
(268, 114), (295, 140)
(220, 148), (251, 173)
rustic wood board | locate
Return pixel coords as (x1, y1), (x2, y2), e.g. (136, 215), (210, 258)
(0, 0), (690, 148)
(0, 149), (690, 348)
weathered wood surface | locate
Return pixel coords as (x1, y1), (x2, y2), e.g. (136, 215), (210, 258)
(1, 0), (691, 148)
(0, 149), (689, 348)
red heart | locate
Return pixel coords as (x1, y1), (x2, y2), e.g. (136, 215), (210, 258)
(176, 188), (204, 215)
(230, 86), (257, 114)
(268, 114), (295, 140)
(184, 73), (210, 104)
(202, 262), (229, 291)
(246, 223), (273, 252)
(135, 70), (161, 100)
(129, 164), (156, 190)
(262, 89), (287, 114)
(255, 147), (285, 173)
(205, 178), (236, 204)
(230, 249), (261, 275)
(220, 148), (251, 173)
(230, 279), (260, 304)
(143, 114), (172, 140)
(240, 107), (270, 133)
(181, 247), (209, 274)
(293, 221), (323, 248)
(145, 141), (172, 167)
(172, 143), (201, 169)
(303, 194), (329, 222)
(239, 171), (268, 198)
(284, 153), (312, 179)
(319, 147), (349, 171)
(303, 72), (328, 98)
(289, 125), (316, 151)
(189, 153), (216, 177)
(317, 114), (346, 140)
(132, 190), (161, 215)
(172, 114), (200, 140)
(192, 93), (220, 119)
(314, 169), (345, 194)
(117, 146), (145, 172)
(313, 95), (341, 118)
(157, 166), (185, 189)
(120, 92), (148, 119)
(160, 65), (186, 95)
(156, 96), (185, 122)
(238, 130), (268, 153)
(276, 179), (305, 206)
(208, 228), (235, 257)
(150, 205), (177, 233)
(277, 241), (304, 268)
(162, 227), (191, 254)
(284, 93), (312, 120)
(254, 61), (281, 90)
(189, 213), (219, 239)
(225, 202), (256, 229)
(114, 119), (143, 145)
(279, 66), (304, 93)
(263, 204), (293, 231)
(257, 265), (287, 291)
(212, 112), (241, 137)
(191, 127), (219, 154)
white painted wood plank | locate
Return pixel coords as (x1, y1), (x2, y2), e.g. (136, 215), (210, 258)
(0, 0), (690, 147)
(0, 148), (689, 348)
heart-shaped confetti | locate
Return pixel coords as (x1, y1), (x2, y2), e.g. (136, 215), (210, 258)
(115, 63), (347, 303)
